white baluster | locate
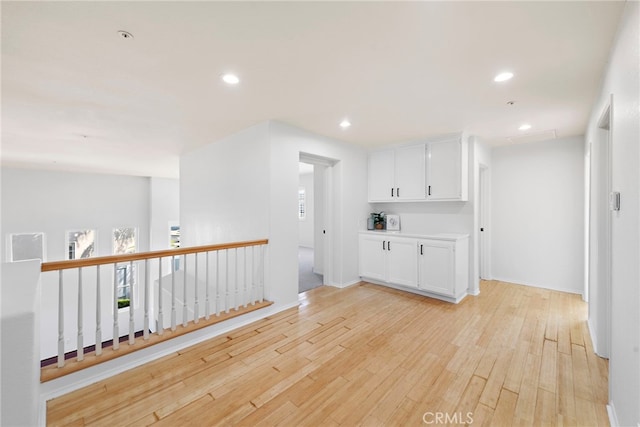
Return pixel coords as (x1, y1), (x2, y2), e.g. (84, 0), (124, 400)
(243, 247), (248, 308)
(260, 245), (265, 303)
(216, 251), (221, 316)
(158, 257), (164, 335)
(57, 270), (65, 368)
(129, 261), (135, 345)
(225, 249), (230, 314)
(113, 264), (119, 350)
(77, 268), (84, 361)
(251, 246), (256, 305)
(171, 256), (176, 331)
(235, 248), (240, 310)
(205, 252), (210, 320)
(95, 265), (102, 356)
(144, 259), (149, 340)
(194, 253), (199, 323)
(182, 254), (188, 327)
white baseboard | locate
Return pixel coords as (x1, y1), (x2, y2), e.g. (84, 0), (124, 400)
(328, 279), (361, 289)
(607, 402), (619, 427)
(490, 276), (582, 295)
(38, 301), (299, 426)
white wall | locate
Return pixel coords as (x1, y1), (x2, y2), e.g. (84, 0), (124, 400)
(180, 123), (271, 247)
(150, 177), (179, 251)
(491, 136), (585, 294)
(298, 171), (314, 248)
(585, 2), (640, 425)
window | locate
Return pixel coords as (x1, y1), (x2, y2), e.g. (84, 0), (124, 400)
(298, 188), (306, 220)
(113, 227), (136, 255)
(9, 233), (45, 262)
(113, 227), (136, 309)
(67, 230), (95, 260)
(169, 224), (180, 249)
(115, 264), (135, 309)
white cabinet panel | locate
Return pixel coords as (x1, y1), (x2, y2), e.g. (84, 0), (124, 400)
(358, 234), (418, 287)
(426, 138), (468, 201)
(394, 145), (426, 200)
(359, 234), (386, 281)
(386, 238), (418, 287)
(368, 150), (395, 202)
(418, 240), (454, 295)
(368, 144), (426, 202)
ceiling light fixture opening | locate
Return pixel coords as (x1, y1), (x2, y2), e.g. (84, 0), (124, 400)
(494, 72), (514, 82)
(339, 119), (351, 129)
(519, 124), (532, 131)
(117, 30), (134, 40)
(222, 74), (240, 85)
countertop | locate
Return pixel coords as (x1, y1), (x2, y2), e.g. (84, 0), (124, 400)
(359, 230), (469, 241)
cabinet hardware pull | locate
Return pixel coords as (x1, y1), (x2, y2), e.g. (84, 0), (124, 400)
(387, 241), (391, 251)
(428, 185), (431, 196)
(397, 187), (400, 197)
(420, 244), (423, 255)
(383, 241), (386, 251)
(391, 188), (394, 197)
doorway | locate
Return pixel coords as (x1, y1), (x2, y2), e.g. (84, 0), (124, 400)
(298, 161), (323, 293)
(589, 99), (612, 359)
(298, 153), (336, 293)
(479, 164), (490, 280)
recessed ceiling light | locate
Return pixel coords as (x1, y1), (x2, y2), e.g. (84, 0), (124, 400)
(494, 72), (514, 82)
(339, 119), (351, 129)
(222, 74), (240, 85)
(519, 124), (532, 131)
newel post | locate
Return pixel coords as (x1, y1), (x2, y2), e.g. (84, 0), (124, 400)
(1, 260), (42, 426)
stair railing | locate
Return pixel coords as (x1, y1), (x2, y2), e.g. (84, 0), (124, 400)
(40, 239), (268, 376)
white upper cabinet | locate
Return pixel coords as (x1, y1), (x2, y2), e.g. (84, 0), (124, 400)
(368, 144), (426, 202)
(394, 145), (426, 200)
(368, 150), (396, 202)
(426, 137), (468, 201)
(368, 133), (468, 203)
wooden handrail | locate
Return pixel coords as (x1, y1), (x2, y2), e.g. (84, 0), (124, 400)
(41, 239), (269, 272)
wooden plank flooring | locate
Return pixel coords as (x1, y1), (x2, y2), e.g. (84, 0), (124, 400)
(47, 280), (609, 426)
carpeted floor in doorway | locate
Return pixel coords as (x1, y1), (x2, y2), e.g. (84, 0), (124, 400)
(299, 246), (323, 293)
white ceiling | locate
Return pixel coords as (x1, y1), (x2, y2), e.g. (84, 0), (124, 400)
(1, 1), (624, 178)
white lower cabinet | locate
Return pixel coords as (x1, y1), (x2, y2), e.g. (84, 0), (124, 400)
(358, 234), (418, 288)
(359, 232), (469, 303)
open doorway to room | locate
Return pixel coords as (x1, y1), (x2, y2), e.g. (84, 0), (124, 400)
(298, 161), (324, 293)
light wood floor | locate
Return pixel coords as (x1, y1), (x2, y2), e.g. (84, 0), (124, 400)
(47, 280), (609, 426)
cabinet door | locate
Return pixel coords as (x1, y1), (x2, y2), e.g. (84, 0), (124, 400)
(395, 144), (426, 200)
(368, 150), (395, 202)
(359, 234), (386, 281)
(418, 240), (454, 295)
(426, 139), (461, 200)
(386, 237), (418, 287)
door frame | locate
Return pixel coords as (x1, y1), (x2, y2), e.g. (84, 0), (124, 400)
(589, 96), (612, 359)
(479, 164), (490, 280)
(299, 152), (337, 286)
